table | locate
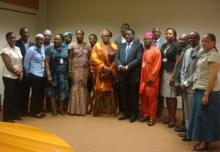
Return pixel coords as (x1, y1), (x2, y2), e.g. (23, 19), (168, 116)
(0, 122), (74, 152)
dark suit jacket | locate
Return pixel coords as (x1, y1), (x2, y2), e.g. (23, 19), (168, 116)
(115, 40), (143, 82)
(15, 39), (34, 58)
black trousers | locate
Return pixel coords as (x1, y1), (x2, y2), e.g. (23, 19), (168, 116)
(29, 73), (45, 115)
(19, 73), (31, 115)
(119, 80), (139, 118)
(2, 77), (20, 121)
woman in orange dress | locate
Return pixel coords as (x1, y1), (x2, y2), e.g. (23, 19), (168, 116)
(90, 29), (117, 116)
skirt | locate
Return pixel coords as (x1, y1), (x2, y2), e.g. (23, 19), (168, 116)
(160, 70), (176, 98)
(188, 89), (220, 142)
(93, 91), (116, 116)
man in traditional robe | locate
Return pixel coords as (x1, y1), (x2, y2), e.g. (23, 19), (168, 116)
(139, 32), (162, 126)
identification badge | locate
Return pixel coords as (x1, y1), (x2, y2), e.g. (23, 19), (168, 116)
(162, 58), (167, 62)
(142, 62), (145, 67)
(60, 58), (64, 64)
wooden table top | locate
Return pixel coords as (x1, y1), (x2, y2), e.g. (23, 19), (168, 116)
(0, 122), (74, 152)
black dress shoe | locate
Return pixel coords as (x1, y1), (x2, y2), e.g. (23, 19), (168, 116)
(52, 113), (57, 117)
(178, 133), (186, 138)
(118, 115), (129, 120)
(163, 119), (171, 124)
(168, 121), (176, 128)
(58, 111), (65, 116)
(182, 137), (192, 142)
(175, 126), (186, 132)
(14, 116), (23, 120)
(193, 142), (209, 151)
(129, 117), (137, 123)
(40, 112), (46, 117)
(4, 119), (15, 123)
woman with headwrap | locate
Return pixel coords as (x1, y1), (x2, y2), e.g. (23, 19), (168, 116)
(139, 32), (162, 126)
(90, 29), (117, 116)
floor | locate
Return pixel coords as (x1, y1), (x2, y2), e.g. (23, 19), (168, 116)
(1, 109), (220, 152)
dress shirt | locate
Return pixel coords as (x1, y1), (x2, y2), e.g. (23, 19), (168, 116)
(24, 45), (45, 77)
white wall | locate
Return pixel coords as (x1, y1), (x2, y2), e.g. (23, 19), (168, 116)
(45, 0), (220, 49)
(0, 2), (39, 101)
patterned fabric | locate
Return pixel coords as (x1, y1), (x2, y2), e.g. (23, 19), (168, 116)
(67, 42), (89, 115)
(90, 42), (117, 91)
(93, 91), (116, 116)
(45, 46), (68, 101)
(90, 42), (117, 116)
(188, 89), (220, 142)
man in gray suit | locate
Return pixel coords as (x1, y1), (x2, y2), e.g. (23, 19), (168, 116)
(180, 31), (203, 141)
(116, 29), (143, 122)
(173, 33), (190, 133)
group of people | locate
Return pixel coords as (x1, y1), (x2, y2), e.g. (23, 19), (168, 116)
(1, 23), (220, 151)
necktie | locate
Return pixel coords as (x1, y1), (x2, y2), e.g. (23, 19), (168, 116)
(125, 43), (131, 62)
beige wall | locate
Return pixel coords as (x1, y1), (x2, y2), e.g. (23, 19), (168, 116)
(45, 0), (220, 48)
(44, 0), (220, 108)
(0, 2), (38, 47)
(0, 2), (40, 99)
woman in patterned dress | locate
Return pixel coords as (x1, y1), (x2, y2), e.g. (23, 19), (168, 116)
(68, 30), (90, 115)
(45, 34), (68, 116)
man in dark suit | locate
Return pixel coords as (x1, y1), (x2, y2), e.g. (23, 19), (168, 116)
(116, 29), (143, 122)
(114, 23), (130, 114)
(15, 27), (34, 116)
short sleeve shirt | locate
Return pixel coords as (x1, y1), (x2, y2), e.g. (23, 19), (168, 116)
(193, 48), (220, 91)
(0, 44), (23, 79)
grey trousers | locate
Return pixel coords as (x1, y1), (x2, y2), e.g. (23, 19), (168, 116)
(183, 91), (193, 131)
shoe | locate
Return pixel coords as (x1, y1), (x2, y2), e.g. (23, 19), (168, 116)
(129, 116), (137, 123)
(52, 113), (57, 117)
(193, 142), (209, 151)
(76, 114), (85, 116)
(168, 121), (176, 128)
(182, 137), (192, 142)
(33, 113), (44, 118)
(14, 116), (23, 120)
(139, 117), (149, 122)
(178, 133), (186, 138)
(118, 115), (129, 120)
(4, 119), (15, 123)
(40, 112), (46, 117)
(58, 111), (65, 116)
(163, 119), (171, 124)
(148, 119), (156, 126)
(175, 126), (186, 132)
